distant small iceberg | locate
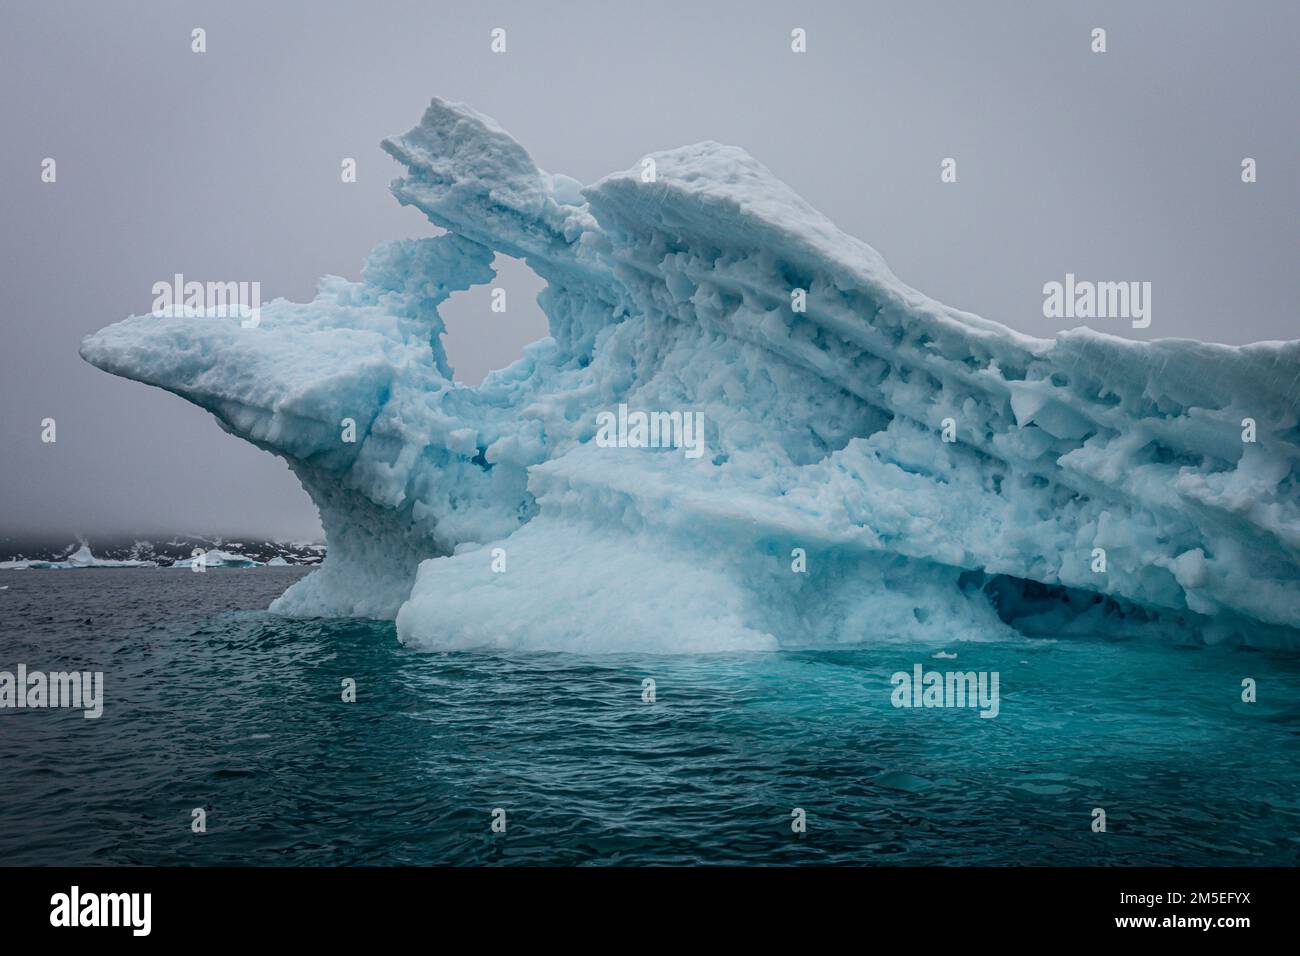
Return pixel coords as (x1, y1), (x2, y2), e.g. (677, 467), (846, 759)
(0, 544), (156, 570)
(170, 549), (263, 569)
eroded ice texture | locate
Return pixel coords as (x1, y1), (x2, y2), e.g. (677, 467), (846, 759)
(82, 99), (1300, 651)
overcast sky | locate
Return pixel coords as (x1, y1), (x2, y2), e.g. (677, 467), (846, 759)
(2, 0), (1296, 541)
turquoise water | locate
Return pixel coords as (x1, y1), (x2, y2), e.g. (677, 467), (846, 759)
(1, 568), (1298, 865)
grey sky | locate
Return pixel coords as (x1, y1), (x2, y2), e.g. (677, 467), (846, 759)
(2, 0), (1296, 541)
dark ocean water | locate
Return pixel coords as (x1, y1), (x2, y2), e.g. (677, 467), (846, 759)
(1, 568), (1297, 866)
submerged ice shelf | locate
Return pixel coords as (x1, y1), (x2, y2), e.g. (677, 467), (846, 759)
(82, 99), (1300, 651)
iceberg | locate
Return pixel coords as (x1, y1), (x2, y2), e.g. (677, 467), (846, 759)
(170, 549), (263, 569)
(0, 544), (155, 570)
(81, 99), (1300, 651)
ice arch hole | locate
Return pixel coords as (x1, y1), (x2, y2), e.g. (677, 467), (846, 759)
(439, 252), (548, 386)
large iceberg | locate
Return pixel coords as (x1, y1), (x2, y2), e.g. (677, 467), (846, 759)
(82, 99), (1300, 651)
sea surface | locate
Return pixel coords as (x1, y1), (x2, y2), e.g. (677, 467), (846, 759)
(1, 568), (1297, 866)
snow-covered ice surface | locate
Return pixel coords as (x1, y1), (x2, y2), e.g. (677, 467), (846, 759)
(82, 99), (1300, 652)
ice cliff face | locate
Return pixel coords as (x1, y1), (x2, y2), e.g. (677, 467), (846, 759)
(81, 99), (1300, 651)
